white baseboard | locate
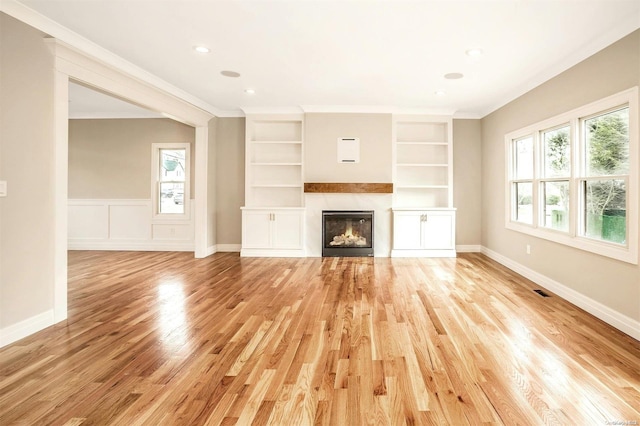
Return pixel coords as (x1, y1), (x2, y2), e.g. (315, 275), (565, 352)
(391, 249), (457, 258)
(1, 310), (55, 348)
(216, 244), (241, 252)
(456, 244), (482, 253)
(68, 240), (194, 252)
(240, 248), (306, 257)
(481, 246), (640, 341)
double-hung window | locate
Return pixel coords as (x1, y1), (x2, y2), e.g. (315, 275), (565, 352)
(506, 88), (638, 264)
(152, 143), (190, 219)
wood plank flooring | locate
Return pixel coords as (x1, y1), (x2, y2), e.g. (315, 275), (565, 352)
(1, 251), (639, 425)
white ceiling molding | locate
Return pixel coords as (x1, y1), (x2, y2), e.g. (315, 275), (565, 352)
(240, 106), (304, 115)
(0, 0), (225, 118)
(479, 13), (640, 117)
(46, 38), (213, 127)
(4, 0), (639, 118)
(300, 106), (457, 115)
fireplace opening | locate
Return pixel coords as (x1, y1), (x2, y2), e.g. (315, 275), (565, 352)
(322, 210), (374, 257)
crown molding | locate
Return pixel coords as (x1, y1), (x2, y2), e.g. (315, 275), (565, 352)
(0, 0), (223, 118)
(215, 109), (247, 118)
(240, 106), (304, 115)
(478, 15), (640, 119)
(452, 111), (483, 119)
(69, 113), (166, 120)
(301, 105), (457, 115)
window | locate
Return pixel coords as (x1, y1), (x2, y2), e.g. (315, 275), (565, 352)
(152, 143), (190, 218)
(512, 136), (534, 224)
(505, 88), (638, 264)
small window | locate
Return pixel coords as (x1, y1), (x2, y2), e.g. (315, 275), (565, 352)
(152, 143), (190, 218)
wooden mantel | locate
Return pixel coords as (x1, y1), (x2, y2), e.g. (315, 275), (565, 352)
(304, 182), (393, 194)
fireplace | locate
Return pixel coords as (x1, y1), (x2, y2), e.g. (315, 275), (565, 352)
(322, 210), (374, 257)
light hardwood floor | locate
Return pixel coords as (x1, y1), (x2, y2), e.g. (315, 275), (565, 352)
(1, 251), (639, 425)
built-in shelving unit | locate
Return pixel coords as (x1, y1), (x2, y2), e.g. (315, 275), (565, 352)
(392, 115), (456, 257)
(245, 115), (304, 208)
(242, 114), (305, 257)
(393, 116), (453, 208)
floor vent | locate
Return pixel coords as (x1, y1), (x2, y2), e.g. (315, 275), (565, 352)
(533, 289), (551, 297)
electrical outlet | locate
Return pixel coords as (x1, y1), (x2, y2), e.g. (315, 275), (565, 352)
(526, 244), (531, 255)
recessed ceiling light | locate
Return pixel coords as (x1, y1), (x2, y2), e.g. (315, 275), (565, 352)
(465, 48), (483, 57)
(193, 45), (210, 54)
(435, 90), (446, 96)
(444, 72), (464, 80)
(244, 88), (255, 94)
(220, 70), (241, 78)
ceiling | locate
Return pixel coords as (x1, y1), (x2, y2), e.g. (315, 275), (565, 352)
(13, 0), (640, 118)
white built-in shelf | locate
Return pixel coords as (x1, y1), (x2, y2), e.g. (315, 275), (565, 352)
(245, 114), (304, 208)
(393, 116), (453, 209)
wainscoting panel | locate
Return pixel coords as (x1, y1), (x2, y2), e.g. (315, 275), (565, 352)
(109, 201), (151, 240)
(68, 199), (194, 251)
(152, 224), (192, 240)
(68, 203), (108, 240)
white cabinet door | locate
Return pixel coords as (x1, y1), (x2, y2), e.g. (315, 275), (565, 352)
(392, 208), (456, 257)
(393, 211), (423, 249)
(242, 208), (305, 256)
(421, 212), (454, 249)
(242, 210), (272, 249)
(273, 211), (303, 249)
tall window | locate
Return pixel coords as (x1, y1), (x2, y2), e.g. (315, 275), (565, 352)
(505, 88), (637, 264)
(582, 108), (629, 244)
(512, 136), (534, 224)
(541, 125), (570, 232)
(152, 143), (190, 217)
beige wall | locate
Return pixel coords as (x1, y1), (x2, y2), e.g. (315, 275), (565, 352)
(453, 119), (482, 246)
(0, 14), (55, 328)
(207, 117), (218, 248)
(68, 118), (195, 199)
(304, 113), (393, 183)
(215, 118), (245, 245)
(481, 30), (640, 321)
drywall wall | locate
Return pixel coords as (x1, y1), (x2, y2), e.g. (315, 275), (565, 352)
(215, 117), (245, 246)
(68, 118), (195, 199)
(304, 113), (393, 183)
(0, 13), (55, 330)
(453, 119), (482, 247)
(207, 117), (218, 249)
(481, 30), (640, 322)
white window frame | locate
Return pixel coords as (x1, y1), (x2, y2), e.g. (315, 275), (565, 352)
(151, 142), (191, 220)
(505, 87), (638, 264)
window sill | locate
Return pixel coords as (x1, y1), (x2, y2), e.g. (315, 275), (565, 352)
(505, 221), (637, 264)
